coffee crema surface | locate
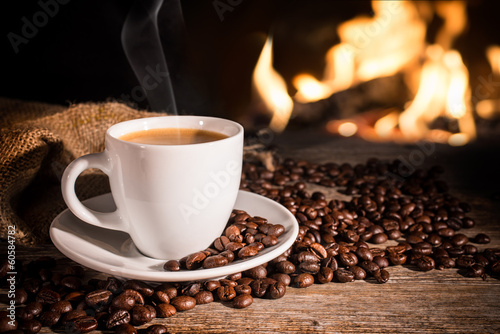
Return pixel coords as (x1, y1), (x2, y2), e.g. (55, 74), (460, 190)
(119, 128), (228, 145)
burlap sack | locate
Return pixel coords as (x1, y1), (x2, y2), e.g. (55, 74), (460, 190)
(0, 97), (164, 246)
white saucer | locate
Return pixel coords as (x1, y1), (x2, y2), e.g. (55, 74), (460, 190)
(50, 190), (299, 282)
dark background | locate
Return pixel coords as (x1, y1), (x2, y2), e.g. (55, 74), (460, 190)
(1, 0), (499, 124)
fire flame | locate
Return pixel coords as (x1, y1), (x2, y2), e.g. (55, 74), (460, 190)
(252, 0), (482, 145)
(476, 45), (500, 119)
(252, 36), (293, 133)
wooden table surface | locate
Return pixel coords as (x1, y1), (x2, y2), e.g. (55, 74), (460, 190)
(2, 129), (500, 333)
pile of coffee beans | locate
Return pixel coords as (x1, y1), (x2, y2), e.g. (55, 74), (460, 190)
(163, 210), (285, 271)
(1, 157), (499, 334)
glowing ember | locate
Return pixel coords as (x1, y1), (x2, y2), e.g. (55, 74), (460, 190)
(338, 122), (358, 137)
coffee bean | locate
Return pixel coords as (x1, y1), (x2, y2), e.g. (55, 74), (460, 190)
(335, 269), (355, 283)
(238, 245), (260, 259)
(338, 252), (358, 267)
(373, 269), (390, 283)
(130, 305), (155, 326)
(194, 291), (214, 305)
(348, 266), (367, 280)
(244, 265), (267, 279)
(465, 264), (486, 279)
(151, 290), (170, 305)
(415, 256), (435, 271)
(316, 267), (334, 283)
(24, 302), (43, 318)
(217, 286), (237, 301)
(19, 319), (42, 334)
(232, 294), (253, 309)
(69, 316), (98, 333)
(85, 289), (113, 310)
(473, 233), (491, 244)
(144, 324), (170, 334)
(39, 311), (61, 327)
(115, 323), (137, 334)
(49, 300), (72, 314)
(163, 260), (180, 271)
(36, 287), (61, 305)
(372, 256), (389, 269)
(155, 304), (177, 318)
(266, 281), (286, 299)
(170, 296), (196, 312)
(107, 309), (131, 329)
(202, 255), (229, 269)
(250, 279), (270, 297)
(0, 311), (18, 332)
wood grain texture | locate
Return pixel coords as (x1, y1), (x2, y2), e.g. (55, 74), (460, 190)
(2, 132), (500, 333)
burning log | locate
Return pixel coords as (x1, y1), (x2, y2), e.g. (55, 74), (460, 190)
(289, 73), (411, 126)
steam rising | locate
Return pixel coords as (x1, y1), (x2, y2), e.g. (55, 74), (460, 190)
(121, 0), (179, 114)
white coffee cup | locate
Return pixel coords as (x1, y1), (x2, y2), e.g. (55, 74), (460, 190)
(61, 116), (244, 260)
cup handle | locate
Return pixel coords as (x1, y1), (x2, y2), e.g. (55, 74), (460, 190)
(61, 152), (128, 232)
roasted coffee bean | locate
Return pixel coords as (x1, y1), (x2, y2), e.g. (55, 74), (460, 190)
(19, 319), (42, 334)
(217, 285), (237, 301)
(163, 260), (180, 271)
(0, 311), (17, 332)
(274, 260), (296, 274)
(232, 294), (253, 309)
(335, 269), (355, 283)
(68, 316), (97, 333)
(213, 236), (230, 251)
(204, 280), (221, 292)
(130, 305), (155, 326)
(170, 296), (196, 312)
(13, 288), (28, 305)
(24, 302), (43, 318)
(465, 264), (486, 279)
(388, 252), (407, 266)
(107, 309), (131, 329)
(200, 255), (228, 269)
(473, 233), (491, 244)
(185, 252), (207, 270)
(49, 300), (72, 314)
(293, 273), (315, 288)
(373, 256), (389, 269)
(371, 233), (388, 244)
(316, 267), (334, 284)
(39, 311), (61, 327)
(234, 284), (252, 295)
(299, 261), (321, 274)
(355, 247), (373, 262)
(348, 266), (367, 280)
(115, 323), (138, 334)
(244, 265), (267, 279)
(155, 304), (177, 318)
(238, 245), (260, 259)
(60, 276), (82, 290)
(435, 256), (455, 270)
(373, 269), (390, 283)
(194, 291), (214, 305)
(415, 256), (435, 271)
(85, 289), (113, 309)
(338, 252), (358, 267)
(359, 261), (380, 275)
(266, 281), (286, 299)
(144, 324), (169, 334)
(36, 287), (61, 305)
(456, 255), (475, 268)
(250, 279), (269, 298)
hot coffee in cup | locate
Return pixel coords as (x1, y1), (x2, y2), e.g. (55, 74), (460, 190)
(61, 116), (244, 260)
